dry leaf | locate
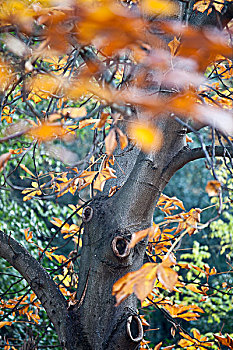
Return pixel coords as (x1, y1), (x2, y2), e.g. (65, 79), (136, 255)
(116, 127), (128, 150)
(112, 262), (158, 305)
(157, 257), (178, 291)
(129, 225), (161, 248)
(0, 152), (11, 172)
(168, 36), (180, 56)
(20, 164), (35, 177)
(214, 333), (233, 348)
(205, 180), (221, 196)
(105, 129), (117, 155)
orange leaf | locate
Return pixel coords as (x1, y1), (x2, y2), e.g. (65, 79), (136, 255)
(62, 107), (86, 119)
(142, 0), (178, 16)
(168, 36), (180, 56)
(154, 342), (162, 350)
(214, 333), (233, 348)
(156, 263), (178, 291)
(129, 225), (161, 248)
(20, 164), (35, 177)
(28, 123), (69, 142)
(79, 119), (97, 129)
(112, 263), (158, 305)
(24, 228), (33, 242)
(0, 321), (13, 328)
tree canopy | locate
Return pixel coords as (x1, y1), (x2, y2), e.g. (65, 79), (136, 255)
(0, 0), (233, 349)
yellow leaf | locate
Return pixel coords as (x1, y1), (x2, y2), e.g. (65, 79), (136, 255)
(142, 0), (178, 15)
(24, 228), (33, 242)
(128, 122), (163, 153)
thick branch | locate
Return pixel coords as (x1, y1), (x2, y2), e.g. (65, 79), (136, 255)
(0, 231), (74, 349)
(163, 145), (233, 178)
(188, 0), (233, 28)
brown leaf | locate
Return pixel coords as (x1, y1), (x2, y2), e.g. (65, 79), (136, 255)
(116, 128), (128, 150)
(205, 180), (221, 196)
(105, 129), (117, 155)
(0, 152), (11, 172)
(214, 333), (233, 348)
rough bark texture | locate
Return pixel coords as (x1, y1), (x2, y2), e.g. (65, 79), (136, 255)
(0, 2), (233, 350)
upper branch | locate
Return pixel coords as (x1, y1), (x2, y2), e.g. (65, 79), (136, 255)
(0, 230), (71, 347)
(163, 145), (233, 178)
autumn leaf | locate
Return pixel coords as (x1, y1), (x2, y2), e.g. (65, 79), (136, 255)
(116, 128), (128, 150)
(24, 228), (33, 242)
(0, 152), (11, 172)
(28, 123), (70, 142)
(205, 180), (221, 196)
(20, 164), (35, 178)
(163, 304), (204, 321)
(129, 224), (161, 248)
(157, 193), (185, 214)
(142, 0), (178, 16)
(0, 321), (13, 328)
(62, 107), (87, 119)
(214, 333), (233, 349)
(168, 36), (180, 56)
(128, 122), (163, 153)
(105, 129), (117, 155)
(112, 262), (158, 305)
(79, 119), (97, 129)
(154, 342), (162, 350)
(178, 329), (213, 349)
(22, 181), (44, 201)
(156, 255), (178, 291)
(185, 283), (209, 295)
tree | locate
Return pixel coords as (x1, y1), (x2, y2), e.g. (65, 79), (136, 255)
(0, 0), (233, 349)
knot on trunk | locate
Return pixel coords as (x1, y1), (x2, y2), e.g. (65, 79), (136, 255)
(82, 206), (93, 222)
(111, 236), (130, 258)
(127, 315), (143, 342)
